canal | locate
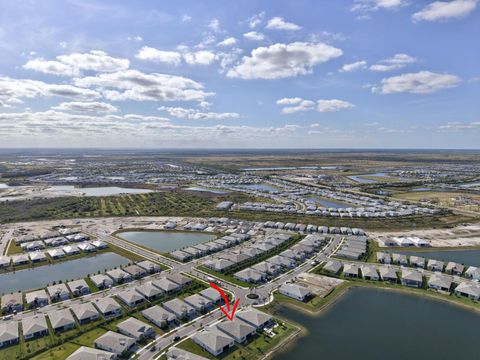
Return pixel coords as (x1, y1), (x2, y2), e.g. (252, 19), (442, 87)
(0, 252), (130, 293)
(273, 287), (480, 360)
(118, 231), (217, 253)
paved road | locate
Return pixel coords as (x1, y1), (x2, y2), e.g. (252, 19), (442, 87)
(0, 229), (14, 255)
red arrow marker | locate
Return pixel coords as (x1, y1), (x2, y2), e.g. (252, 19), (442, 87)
(209, 282), (240, 321)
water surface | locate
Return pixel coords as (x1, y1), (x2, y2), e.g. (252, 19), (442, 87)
(274, 287), (480, 360)
(0, 252), (129, 293)
(47, 185), (153, 196)
(396, 249), (480, 267)
(119, 231), (216, 252)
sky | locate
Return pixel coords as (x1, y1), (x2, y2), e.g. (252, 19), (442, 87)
(0, 0), (479, 149)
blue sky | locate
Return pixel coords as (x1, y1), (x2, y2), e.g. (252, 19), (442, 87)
(0, 0), (479, 148)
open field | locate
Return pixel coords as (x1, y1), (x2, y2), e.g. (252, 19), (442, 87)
(0, 190), (476, 231)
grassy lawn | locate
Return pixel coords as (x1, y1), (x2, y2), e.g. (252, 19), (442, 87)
(263, 282), (351, 314)
(31, 343), (80, 360)
(177, 319), (298, 360)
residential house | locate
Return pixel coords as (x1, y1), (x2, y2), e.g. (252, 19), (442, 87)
(193, 327), (235, 356)
(92, 297), (122, 319)
(445, 262), (465, 276)
(71, 302), (100, 324)
(136, 282), (164, 301)
(47, 309), (75, 332)
(47, 283), (70, 302)
(278, 283), (312, 301)
(427, 274), (452, 293)
(236, 308), (272, 329)
(67, 279), (90, 296)
(66, 346), (115, 360)
(427, 259), (444, 272)
(22, 314), (48, 340)
(25, 290), (49, 308)
(401, 269), (423, 288)
(94, 331), (135, 355)
(1, 293), (23, 313)
(343, 263), (359, 278)
(0, 321), (19, 348)
(141, 305), (176, 328)
(116, 317), (154, 340)
(322, 260), (342, 274)
(216, 319), (256, 343)
(106, 268), (132, 284)
(90, 274), (114, 289)
(184, 294), (212, 312)
(454, 282), (480, 300)
(162, 298), (195, 320)
(116, 289), (145, 308)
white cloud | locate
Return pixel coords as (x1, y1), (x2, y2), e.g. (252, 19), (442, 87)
(216, 48), (243, 73)
(127, 35), (143, 42)
(217, 37), (237, 47)
(277, 97), (354, 113)
(438, 121), (480, 131)
(317, 99), (355, 112)
(373, 71), (461, 94)
(57, 50), (129, 73)
(182, 14), (192, 22)
(135, 46), (182, 66)
(208, 19), (221, 32)
(246, 12), (266, 29)
(0, 77), (100, 104)
(369, 53), (417, 72)
(52, 101), (118, 113)
(23, 58), (77, 77)
(339, 60), (367, 72)
(183, 50), (216, 65)
(243, 31), (265, 41)
(412, 0), (478, 22)
(281, 100), (316, 114)
(352, 0), (407, 14)
(266, 17), (302, 31)
(276, 97), (304, 105)
(227, 42), (342, 80)
(158, 106), (240, 120)
(75, 70), (214, 102)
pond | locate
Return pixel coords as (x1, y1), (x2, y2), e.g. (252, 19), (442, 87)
(396, 249), (480, 267)
(184, 186), (228, 195)
(243, 183), (280, 192)
(273, 287), (480, 360)
(0, 252), (130, 294)
(118, 231), (217, 253)
(47, 185), (153, 196)
(307, 196), (354, 209)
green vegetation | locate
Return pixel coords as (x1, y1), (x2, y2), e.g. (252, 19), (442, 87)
(263, 282), (351, 314)
(0, 279), (208, 360)
(0, 190), (474, 231)
(196, 266), (250, 287)
(176, 319), (298, 360)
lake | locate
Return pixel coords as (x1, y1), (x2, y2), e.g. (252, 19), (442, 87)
(47, 185), (153, 196)
(0, 252), (130, 293)
(243, 183), (279, 192)
(118, 231), (217, 252)
(307, 196), (354, 209)
(347, 175), (377, 184)
(396, 249), (480, 267)
(273, 287), (480, 360)
(184, 186), (228, 195)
